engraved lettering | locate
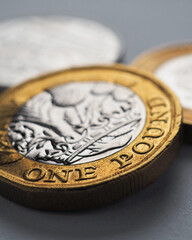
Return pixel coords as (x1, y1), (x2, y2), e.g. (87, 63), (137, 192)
(133, 141), (154, 154)
(75, 166), (97, 181)
(143, 127), (164, 139)
(111, 153), (133, 169)
(150, 111), (168, 123)
(44, 169), (72, 183)
(23, 167), (98, 183)
(23, 167), (46, 182)
(148, 97), (166, 109)
(148, 97), (169, 123)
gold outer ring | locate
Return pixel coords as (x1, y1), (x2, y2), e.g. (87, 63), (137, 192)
(131, 44), (192, 127)
(0, 65), (182, 210)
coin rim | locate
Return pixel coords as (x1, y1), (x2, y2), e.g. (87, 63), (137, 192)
(130, 43), (192, 126)
(0, 65), (182, 209)
(0, 65), (182, 188)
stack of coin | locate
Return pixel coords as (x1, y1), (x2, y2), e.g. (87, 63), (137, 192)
(0, 16), (186, 210)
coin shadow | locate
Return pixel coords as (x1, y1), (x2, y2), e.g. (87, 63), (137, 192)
(0, 146), (190, 240)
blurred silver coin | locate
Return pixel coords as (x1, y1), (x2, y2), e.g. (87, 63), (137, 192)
(0, 16), (123, 87)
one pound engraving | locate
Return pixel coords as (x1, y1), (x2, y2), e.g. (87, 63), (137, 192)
(111, 96), (169, 169)
(23, 166), (97, 183)
(111, 154), (133, 169)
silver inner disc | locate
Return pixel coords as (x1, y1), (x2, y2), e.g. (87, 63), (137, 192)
(155, 53), (192, 110)
(0, 16), (122, 86)
(8, 81), (146, 165)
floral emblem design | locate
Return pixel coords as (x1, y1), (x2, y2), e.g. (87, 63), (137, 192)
(8, 82), (146, 165)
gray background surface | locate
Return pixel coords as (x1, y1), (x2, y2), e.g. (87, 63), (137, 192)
(0, 0), (192, 239)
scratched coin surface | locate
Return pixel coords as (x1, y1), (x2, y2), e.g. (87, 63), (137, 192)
(131, 44), (192, 142)
(0, 65), (182, 210)
(0, 16), (123, 87)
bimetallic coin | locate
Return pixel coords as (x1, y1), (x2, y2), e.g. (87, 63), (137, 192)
(0, 16), (123, 87)
(131, 44), (192, 142)
(0, 65), (181, 210)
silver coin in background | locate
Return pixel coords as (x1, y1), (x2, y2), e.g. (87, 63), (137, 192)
(155, 54), (192, 110)
(0, 16), (124, 87)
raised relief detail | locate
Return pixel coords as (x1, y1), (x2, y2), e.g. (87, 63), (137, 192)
(8, 82), (146, 165)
